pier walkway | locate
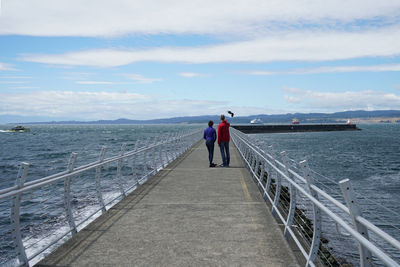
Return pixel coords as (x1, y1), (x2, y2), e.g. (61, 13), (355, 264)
(37, 141), (299, 266)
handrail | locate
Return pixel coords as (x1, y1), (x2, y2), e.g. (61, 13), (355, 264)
(232, 128), (400, 253)
(0, 131), (196, 200)
(230, 127), (400, 267)
(0, 128), (203, 266)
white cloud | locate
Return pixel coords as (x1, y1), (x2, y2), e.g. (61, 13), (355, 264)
(8, 86), (40, 89)
(244, 64), (400, 75)
(282, 87), (400, 111)
(0, 62), (17, 71)
(0, 81), (27, 84)
(19, 27), (400, 66)
(284, 95), (302, 104)
(178, 72), (209, 78)
(75, 81), (114, 85)
(0, 90), (272, 120)
(0, 76), (32, 79)
(74, 74), (162, 85)
(1, 0), (400, 37)
(300, 64), (400, 74)
(60, 72), (94, 80)
(121, 74), (162, 84)
(0, 91), (148, 119)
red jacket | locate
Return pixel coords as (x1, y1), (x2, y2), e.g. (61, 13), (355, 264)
(217, 120), (230, 145)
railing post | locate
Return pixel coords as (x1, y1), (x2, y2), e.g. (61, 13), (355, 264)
(116, 144), (127, 197)
(251, 151), (256, 170)
(300, 160), (321, 266)
(271, 149), (282, 216)
(237, 139), (243, 159)
(339, 179), (373, 267)
(264, 146), (276, 202)
(264, 163), (273, 202)
(248, 150), (253, 169)
(243, 147), (248, 165)
(147, 137), (153, 175)
(181, 131), (186, 153)
(132, 140), (140, 185)
(253, 155), (260, 182)
(248, 149), (253, 167)
(180, 131), (184, 154)
(169, 133), (175, 160)
(159, 136), (164, 168)
(258, 160), (266, 189)
(10, 162), (29, 266)
(96, 146), (107, 213)
(152, 137), (158, 173)
(165, 134), (171, 163)
(281, 151), (296, 240)
(176, 132), (181, 155)
(245, 147), (251, 166)
(174, 132), (179, 159)
(184, 131), (189, 151)
(142, 137), (150, 180)
(179, 131), (184, 154)
(64, 153), (78, 236)
(148, 138), (153, 176)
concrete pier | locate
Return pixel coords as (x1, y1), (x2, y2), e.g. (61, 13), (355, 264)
(37, 141), (299, 266)
(232, 124), (360, 134)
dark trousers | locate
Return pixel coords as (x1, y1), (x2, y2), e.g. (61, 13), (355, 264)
(220, 141), (230, 166)
(206, 140), (214, 165)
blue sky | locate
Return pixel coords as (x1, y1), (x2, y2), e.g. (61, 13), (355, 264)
(1, 0), (400, 122)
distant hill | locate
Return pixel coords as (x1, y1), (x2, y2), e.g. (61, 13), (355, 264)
(19, 110), (400, 124)
(25, 115), (221, 125)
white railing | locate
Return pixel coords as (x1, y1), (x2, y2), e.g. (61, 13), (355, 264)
(0, 128), (202, 267)
(231, 127), (400, 267)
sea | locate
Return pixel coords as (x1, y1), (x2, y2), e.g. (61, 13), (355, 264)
(250, 123), (400, 264)
(0, 124), (201, 266)
(0, 124), (399, 265)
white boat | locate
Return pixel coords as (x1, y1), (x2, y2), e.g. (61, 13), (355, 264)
(250, 118), (263, 124)
(291, 118), (299, 125)
(0, 126), (31, 133)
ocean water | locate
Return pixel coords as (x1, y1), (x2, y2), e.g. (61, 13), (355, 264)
(0, 124), (201, 189)
(251, 124), (400, 263)
(0, 124), (201, 265)
(0, 124), (399, 265)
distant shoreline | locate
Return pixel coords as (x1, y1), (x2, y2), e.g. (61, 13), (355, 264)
(2, 110), (400, 125)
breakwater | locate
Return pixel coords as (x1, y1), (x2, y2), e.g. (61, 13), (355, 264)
(232, 124), (360, 134)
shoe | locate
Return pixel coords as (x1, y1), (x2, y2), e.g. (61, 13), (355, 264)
(209, 163), (216, 167)
(218, 163), (224, 167)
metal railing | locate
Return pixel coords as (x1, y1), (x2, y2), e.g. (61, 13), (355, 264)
(231, 127), (400, 267)
(0, 128), (202, 266)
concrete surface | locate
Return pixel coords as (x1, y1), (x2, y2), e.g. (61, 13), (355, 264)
(36, 140), (299, 267)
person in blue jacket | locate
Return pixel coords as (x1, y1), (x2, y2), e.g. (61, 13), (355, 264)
(203, 120), (217, 167)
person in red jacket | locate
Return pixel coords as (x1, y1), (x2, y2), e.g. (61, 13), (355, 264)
(217, 114), (230, 167)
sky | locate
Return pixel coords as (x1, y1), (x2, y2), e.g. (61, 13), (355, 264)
(1, 0), (400, 122)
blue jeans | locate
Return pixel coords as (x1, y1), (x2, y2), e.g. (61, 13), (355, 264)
(206, 140), (214, 165)
(219, 141), (230, 166)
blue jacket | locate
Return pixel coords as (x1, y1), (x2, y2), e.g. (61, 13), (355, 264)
(203, 126), (216, 143)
